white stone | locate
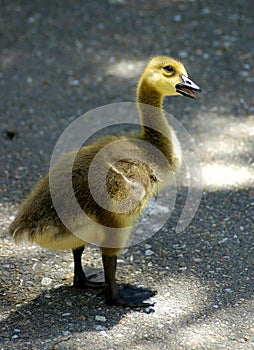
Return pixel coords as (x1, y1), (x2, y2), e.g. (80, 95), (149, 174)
(173, 15), (182, 22)
(41, 277), (52, 286)
(95, 315), (107, 322)
(179, 50), (188, 59)
(95, 325), (107, 331)
(145, 249), (154, 256)
(63, 330), (71, 336)
(69, 79), (80, 86)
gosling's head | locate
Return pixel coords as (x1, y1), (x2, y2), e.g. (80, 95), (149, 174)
(140, 55), (201, 99)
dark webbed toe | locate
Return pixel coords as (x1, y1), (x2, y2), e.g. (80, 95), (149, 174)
(74, 269), (104, 289)
(105, 284), (156, 308)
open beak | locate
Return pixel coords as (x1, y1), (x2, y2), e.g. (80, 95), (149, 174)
(176, 75), (201, 99)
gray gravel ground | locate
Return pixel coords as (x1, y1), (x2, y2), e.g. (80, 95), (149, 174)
(1, 0), (254, 349)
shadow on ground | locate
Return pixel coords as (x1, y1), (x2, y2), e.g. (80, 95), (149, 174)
(0, 187), (253, 348)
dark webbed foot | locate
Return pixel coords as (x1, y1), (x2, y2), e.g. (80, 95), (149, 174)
(74, 269), (104, 289)
(105, 284), (156, 308)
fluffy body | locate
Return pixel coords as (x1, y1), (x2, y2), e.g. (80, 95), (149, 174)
(10, 133), (175, 252)
(9, 56), (200, 307)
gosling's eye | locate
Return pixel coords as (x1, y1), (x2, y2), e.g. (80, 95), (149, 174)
(163, 65), (174, 73)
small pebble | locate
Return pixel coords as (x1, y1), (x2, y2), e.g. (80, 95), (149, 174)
(201, 7), (210, 15)
(173, 243), (186, 250)
(63, 330), (72, 336)
(28, 16), (36, 24)
(95, 325), (107, 331)
(143, 307), (154, 314)
(178, 50), (188, 58)
(41, 277), (52, 286)
(239, 71), (249, 78)
(178, 266), (187, 272)
(218, 237), (228, 244)
(74, 40), (83, 49)
(95, 315), (107, 322)
(173, 15), (182, 22)
(108, 0), (126, 4)
(145, 249), (154, 256)
(193, 258), (202, 262)
(68, 79), (80, 86)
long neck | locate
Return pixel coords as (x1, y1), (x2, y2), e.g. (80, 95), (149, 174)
(137, 79), (175, 167)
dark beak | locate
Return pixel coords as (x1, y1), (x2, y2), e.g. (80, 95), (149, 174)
(176, 75), (201, 99)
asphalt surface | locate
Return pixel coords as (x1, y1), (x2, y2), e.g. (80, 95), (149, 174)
(0, 1), (254, 349)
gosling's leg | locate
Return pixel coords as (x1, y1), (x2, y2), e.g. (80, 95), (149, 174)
(102, 252), (156, 308)
(102, 254), (118, 302)
(72, 246), (104, 289)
